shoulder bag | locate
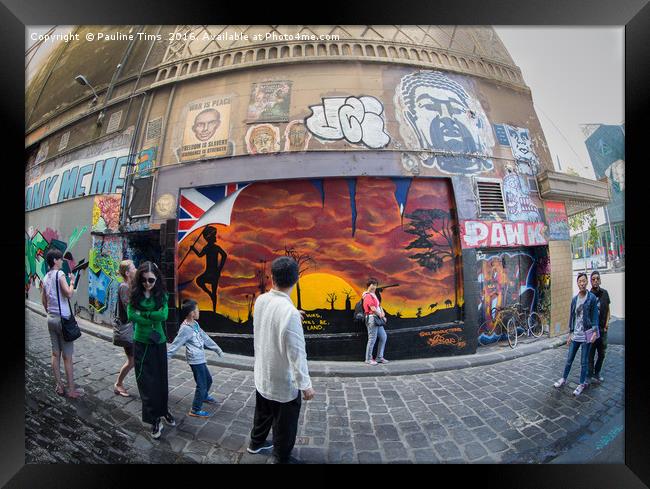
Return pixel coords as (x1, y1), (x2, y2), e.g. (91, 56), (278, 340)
(55, 271), (81, 342)
(112, 284), (133, 347)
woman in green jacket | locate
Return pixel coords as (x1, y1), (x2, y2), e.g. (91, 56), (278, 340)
(128, 261), (175, 440)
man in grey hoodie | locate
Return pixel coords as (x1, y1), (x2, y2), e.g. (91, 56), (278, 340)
(167, 299), (223, 417)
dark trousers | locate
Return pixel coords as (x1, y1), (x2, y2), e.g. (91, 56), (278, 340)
(134, 341), (169, 425)
(190, 363), (212, 412)
(250, 390), (301, 463)
(588, 331), (608, 377)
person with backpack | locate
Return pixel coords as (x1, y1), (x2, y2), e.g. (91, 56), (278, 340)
(362, 277), (389, 365)
(113, 260), (136, 397)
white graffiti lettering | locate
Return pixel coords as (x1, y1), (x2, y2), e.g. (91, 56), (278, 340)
(305, 96), (390, 149)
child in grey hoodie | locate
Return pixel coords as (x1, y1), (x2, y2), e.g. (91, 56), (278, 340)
(167, 299), (224, 417)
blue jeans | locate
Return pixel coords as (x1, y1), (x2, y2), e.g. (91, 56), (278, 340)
(562, 340), (592, 385)
(365, 315), (387, 361)
(190, 363), (212, 412)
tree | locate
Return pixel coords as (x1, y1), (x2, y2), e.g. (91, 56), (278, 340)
(342, 289), (355, 311)
(405, 208), (461, 307)
(276, 246), (315, 310)
(395, 311), (402, 318)
(326, 292), (338, 310)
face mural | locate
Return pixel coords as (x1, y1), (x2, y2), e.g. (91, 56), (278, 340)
(476, 251), (537, 344)
(395, 71), (495, 175)
(177, 178), (464, 334)
(505, 125), (539, 175)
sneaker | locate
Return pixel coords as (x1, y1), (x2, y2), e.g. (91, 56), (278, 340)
(247, 440), (273, 454)
(377, 358), (390, 364)
(365, 359), (378, 365)
(573, 383), (587, 396)
(592, 375), (604, 384)
(553, 378), (566, 388)
(162, 411), (176, 426)
(204, 395), (218, 404)
(151, 419), (163, 440)
(188, 409), (212, 418)
(268, 454), (303, 464)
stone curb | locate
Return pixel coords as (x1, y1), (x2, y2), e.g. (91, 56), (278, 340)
(26, 301), (569, 377)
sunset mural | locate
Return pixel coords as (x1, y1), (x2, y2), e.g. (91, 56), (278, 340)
(177, 177), (464, 334)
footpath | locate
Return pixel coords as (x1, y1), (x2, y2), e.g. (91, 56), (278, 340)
(25, 302), (625, 464)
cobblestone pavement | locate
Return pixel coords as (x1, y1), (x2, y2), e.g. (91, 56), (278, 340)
(26, 308), (624, 464)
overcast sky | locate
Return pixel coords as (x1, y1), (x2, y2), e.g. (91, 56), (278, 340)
(494, 26), (624, 179)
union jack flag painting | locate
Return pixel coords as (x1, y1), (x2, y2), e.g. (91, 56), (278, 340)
(178, 183), (249, 242)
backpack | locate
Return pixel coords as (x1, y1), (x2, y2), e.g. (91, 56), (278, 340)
(353, 293), (367, 327)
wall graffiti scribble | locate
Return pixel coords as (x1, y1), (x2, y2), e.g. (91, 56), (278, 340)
(305, 96), (390, 149)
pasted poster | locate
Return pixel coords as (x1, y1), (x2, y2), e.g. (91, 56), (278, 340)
(544, 201), (570, 241)
(246, 81), (292, 123)
(502, 170), (541, 222)
(177, 178), (464, 340)
(245, 124), (281, 154)
(504, 125), (540, 175)
(394, 70), (495, 175)
(180, 96), (232, 162)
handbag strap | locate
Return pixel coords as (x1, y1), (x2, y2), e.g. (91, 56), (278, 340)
(54, 270), (73, 321)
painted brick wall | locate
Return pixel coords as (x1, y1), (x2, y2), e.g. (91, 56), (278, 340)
(549, 240), (573, 337)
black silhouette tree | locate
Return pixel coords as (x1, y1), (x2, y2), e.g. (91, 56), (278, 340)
(326, 292), (338, 310)
(342, 289), (355, 312)
(404, 208), (461, 307)
(256, 259), (269, 295)
(395, 311), (402, 318)
(276, 246), (315, 310)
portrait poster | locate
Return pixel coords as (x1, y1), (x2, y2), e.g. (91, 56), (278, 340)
(180, 96), (232, 162)
(246, 80), (292, 122)
(544, 201), (570, 240)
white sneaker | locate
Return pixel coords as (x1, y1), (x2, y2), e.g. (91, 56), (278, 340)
(573, 384), (586, 396)
(553, 378), (566, 388)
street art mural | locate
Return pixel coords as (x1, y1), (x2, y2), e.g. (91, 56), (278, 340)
(504, 125), (540, 175)
(88, 235), (124, 317)
(25, 142), (157, 212)
(544, 201), (570, 241)
(246, 80), (292, 123)
(180, 96), (232, 161)
(177, 178), (464, 355)
(92, 195), (122, 233)
(305, 96), (390, 149)
(476, 250), (537, 345)
(394, 71), (495, 176)
(25, 226), (88, 295)
(283, 120), (311, 152)
(245, 124), (281, 154)
(502, 170), (542, 222)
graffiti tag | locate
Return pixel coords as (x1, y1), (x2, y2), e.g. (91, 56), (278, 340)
(460, 220), (547, 249)
(305, 96), (390, 149)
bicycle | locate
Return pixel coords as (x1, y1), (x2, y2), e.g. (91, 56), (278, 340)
(478, 305), (518, 348)
(509, 303), (544, 339)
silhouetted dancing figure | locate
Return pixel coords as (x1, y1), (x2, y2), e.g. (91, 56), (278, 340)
(190, 226), (227, 313)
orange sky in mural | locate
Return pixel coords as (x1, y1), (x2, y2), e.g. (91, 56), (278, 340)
(178, 177), (462, 318)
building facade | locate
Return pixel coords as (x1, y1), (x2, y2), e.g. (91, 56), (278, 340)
(25, 25), (609, 360)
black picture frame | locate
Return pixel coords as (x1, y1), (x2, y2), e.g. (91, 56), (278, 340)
(9, 1), (647, 486)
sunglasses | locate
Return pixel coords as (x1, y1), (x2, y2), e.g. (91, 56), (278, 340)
(142, 277), (157, 284)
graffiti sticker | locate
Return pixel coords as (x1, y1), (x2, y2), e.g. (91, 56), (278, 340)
(245, 124), (281, 154)
(305, 96), (390, 149)
(283, 120), (311, 152)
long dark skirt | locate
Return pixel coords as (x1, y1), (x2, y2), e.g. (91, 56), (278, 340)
(134, 340), (169, 425)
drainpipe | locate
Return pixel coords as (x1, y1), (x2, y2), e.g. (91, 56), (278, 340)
(119, 92), (148, 230)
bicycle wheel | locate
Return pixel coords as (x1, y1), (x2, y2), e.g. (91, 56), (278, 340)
(506, 317), (518, 348)
(528, 312), (544, 337)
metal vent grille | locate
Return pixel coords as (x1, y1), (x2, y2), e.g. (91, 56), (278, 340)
(476, 180), (506, 213)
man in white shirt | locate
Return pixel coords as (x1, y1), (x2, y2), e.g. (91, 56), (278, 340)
(247, 256), (315, 464)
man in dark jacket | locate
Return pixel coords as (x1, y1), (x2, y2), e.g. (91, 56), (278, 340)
(588, 271), (611, 383)
(553, 273), (599, 397)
